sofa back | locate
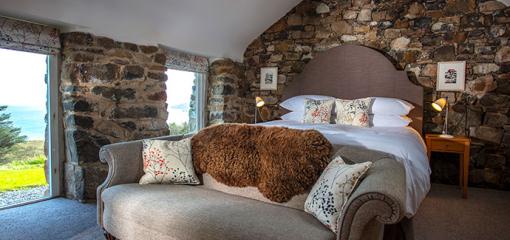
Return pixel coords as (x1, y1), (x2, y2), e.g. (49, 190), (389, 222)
(200, 173), (308, 211)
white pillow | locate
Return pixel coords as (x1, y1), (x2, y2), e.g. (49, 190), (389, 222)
(370, 97), (414, 116)
(370, 115), (412, 127)
(304, 156), (372, 233)
(280, 95), (334, 112)
(280, 111), (303, 122)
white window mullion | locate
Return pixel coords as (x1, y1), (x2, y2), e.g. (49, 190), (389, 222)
(196, 72), (207, 131)
(47, 55), (62, 197)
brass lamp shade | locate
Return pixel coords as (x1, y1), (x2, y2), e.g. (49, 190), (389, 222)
(255, 96), (265, 108)
(432, 97), (453, 138)
(432, 98), (447, 112)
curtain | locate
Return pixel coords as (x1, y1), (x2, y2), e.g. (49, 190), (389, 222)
(0, 16), (60, 55)
(162, 46), (209, 73)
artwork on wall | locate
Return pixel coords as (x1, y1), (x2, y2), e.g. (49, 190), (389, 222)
(436, 61), (466, 91)
(260, 67), (278, 90)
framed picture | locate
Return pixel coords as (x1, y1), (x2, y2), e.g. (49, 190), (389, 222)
(436, 61), (466, 91)
(260, 67), (278, 90)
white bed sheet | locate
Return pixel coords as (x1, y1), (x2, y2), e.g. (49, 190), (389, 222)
(257, 120), (431, 217)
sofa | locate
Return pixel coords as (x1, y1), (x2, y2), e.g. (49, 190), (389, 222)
(97, 135), (408, 240)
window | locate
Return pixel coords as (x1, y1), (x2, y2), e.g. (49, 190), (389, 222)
(0, 48), (61, 208)
(165, 69), (206, 135)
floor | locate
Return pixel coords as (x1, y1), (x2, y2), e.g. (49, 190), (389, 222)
(0, 184), (508, 240)
(0, 198), (102, 240)
(413, 184), (510, 240)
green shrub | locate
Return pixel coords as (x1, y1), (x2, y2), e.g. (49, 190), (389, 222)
(1, 140), (45, 164)
(26, 155), (46, 165)
(169, 122), (191, 135)
(1, 156), (45, 170)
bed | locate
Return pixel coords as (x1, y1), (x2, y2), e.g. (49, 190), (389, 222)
(258, 121), (430, 217)
(257, 45), (431, 217)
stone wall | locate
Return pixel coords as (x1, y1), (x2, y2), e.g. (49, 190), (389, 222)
(60, 32), (169, 200)
(234, 0), (510, 189)
(207, 59), (248, 125)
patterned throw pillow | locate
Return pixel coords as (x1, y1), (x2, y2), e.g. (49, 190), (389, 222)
(303, 98), (335, 124)
(304, 156), (372, 233)
(139, 138), (200, 185)
(335, 98), (372, 127)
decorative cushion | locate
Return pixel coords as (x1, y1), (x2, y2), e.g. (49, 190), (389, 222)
(304, 156), (372, 233)
(303, 98), (335, 124)
(139, 138), (200, 185)
(335, 98), (372, 127)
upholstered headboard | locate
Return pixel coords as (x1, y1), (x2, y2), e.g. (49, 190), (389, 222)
(282, 45), (423, 135)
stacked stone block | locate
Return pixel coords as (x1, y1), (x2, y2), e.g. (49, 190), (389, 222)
(60, 32), (169, 199)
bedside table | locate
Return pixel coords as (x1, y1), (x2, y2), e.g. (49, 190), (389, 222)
(425, 134), (471, 198)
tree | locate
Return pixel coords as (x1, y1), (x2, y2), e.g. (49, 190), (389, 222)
(168, 121), (190, 135)
(0, 106), (26, 162)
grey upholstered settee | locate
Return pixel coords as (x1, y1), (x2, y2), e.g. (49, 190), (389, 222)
(97, 135), (408, 240)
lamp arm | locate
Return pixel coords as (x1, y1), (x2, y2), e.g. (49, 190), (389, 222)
(444, 103), (448, 135)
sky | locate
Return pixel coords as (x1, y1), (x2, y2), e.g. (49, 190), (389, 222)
(165, 69), (195, 124)
(0, 48), (47, 109)
(0, 48), (48, 140)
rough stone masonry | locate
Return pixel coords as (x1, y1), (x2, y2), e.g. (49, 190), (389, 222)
(209, 0), (510, 189)
(208, 59), (248, 124)
(60, 32), (169, 200)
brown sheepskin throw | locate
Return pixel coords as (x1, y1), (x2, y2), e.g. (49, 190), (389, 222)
(191, 123), (332, 203)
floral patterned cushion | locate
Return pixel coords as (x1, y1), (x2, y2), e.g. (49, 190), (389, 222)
(139, 138), (200, 185)
(303, 98), (335, 124)
(304, 156), (372, 233)
(335, 98), (372, 127)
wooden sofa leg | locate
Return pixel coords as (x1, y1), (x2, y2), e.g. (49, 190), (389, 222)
(103, 229), (118, 240)
(383, 218), (414, 240)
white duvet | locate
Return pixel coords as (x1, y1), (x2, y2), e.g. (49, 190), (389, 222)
(257, 120), (431, 217)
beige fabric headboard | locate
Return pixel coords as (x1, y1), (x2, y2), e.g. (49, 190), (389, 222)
(282, 45), (423, 135)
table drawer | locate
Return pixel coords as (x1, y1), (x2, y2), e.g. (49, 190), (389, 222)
(430, 140), (465, 152)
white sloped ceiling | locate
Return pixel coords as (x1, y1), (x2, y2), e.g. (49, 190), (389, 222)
(0, 0), (301, 60)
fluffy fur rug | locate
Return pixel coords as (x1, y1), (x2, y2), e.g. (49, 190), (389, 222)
(191, 124), (332, 203)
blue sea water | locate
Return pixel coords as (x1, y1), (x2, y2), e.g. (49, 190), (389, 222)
(3, 106), (46, 140)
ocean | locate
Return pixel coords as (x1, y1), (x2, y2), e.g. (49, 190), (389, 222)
(3, 106), (46, 140)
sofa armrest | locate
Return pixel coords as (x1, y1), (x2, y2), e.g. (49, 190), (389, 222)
(336, 158), (406, 240)
(97, 134), (191, 227)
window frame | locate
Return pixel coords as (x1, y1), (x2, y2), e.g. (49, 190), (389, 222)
(0, 51), (63, 210)
(194, 72), (207, 132)
(47, 55), (63, 197)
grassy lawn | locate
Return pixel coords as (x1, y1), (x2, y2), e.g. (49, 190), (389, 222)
(0, 140), (47, 192)
(0, 167), (46, 192)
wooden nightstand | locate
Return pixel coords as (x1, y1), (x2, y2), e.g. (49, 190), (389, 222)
(425, 134), (471, 198)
